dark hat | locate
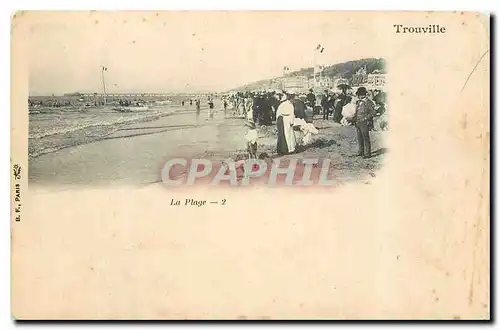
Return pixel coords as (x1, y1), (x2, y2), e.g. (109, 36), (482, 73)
(309, 89), (314, 92)
(356, 87), (368, 96)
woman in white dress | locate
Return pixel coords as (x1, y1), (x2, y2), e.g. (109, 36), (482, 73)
(276, 92), (296, 155)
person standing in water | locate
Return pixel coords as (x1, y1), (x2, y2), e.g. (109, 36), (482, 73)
(208, 97), (215, 119)
(195, 99), (201, 117)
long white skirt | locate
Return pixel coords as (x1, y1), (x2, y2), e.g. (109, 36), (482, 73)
(277, 115), (296, 154)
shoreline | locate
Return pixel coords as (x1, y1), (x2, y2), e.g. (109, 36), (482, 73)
(28, 109), (386, 186)
(28, 108), (181, 160)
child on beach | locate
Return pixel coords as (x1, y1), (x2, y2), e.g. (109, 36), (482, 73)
(244, 120), (258, 159)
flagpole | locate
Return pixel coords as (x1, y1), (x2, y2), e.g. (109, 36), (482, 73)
(281, 67), (284, 90)
(282, 66), (288, 90)
(101, 66), (107, 106)
(313, 49), (317, 89)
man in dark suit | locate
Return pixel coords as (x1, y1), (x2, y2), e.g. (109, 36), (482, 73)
(306, 89), (316, 108)
(321, 90), (331, 120)
(333, 88), (349, 123)
(354, 87), (376, 158)
(293, 94), (307, 120)
(270, 92), (281, 121)
(261, 93), (273, 125)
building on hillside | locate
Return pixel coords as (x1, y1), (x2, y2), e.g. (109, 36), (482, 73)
(366, 71), (386, 90)
(308, 76), (333, 90)
(350, 66), (368, 87)
(267, 78), (282, 91)
(333, 78), (350, 88)
(350, 73), (368, 87)
(280, 76), (308, 93)
(356, 66), (367, 75)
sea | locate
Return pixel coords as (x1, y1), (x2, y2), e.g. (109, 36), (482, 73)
(28, 103), (180, 160)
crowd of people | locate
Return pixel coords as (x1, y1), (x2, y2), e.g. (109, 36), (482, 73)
(227, 91), (280, 125)
(29, 99), (75, 108)
(181, 84), (388, 159)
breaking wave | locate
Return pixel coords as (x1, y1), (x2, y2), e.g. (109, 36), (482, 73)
(28, 108), (175, 159)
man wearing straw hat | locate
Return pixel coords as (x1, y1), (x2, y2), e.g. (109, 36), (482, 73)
(354, 87), (376, 158)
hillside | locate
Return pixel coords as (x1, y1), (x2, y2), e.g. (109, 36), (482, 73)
(232, 58), (386, 92)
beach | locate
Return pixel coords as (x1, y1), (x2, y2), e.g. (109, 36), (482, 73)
(28, 103), (386, 187)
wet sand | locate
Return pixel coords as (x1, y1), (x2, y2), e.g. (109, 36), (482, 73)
(29, 107), (386, 187)
(29, 107), (248, 186)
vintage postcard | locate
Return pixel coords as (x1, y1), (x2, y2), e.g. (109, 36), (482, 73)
(11, 11), (490, 319)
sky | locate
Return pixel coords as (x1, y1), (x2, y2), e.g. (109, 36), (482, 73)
(26, 11), (386, 95)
